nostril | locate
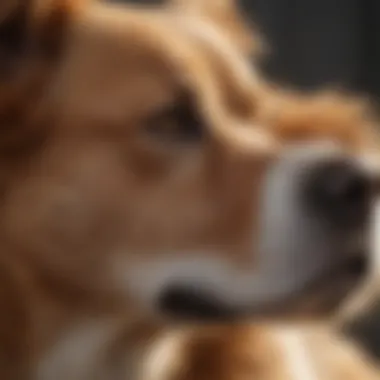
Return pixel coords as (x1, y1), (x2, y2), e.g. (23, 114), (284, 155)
(305, 160), (372, 226)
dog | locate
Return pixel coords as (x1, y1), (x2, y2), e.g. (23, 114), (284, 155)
(0, 0), (379, 379)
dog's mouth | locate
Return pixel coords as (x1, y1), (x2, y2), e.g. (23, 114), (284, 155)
(157, 255), (369, 322)
(341, 255), (368, 279)
(281, 255), (368, 317)
(306, 255), (367, 299)
(250, 254), (369, 320)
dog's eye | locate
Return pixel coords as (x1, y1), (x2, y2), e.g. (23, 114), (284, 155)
(145, 96), (204, 143)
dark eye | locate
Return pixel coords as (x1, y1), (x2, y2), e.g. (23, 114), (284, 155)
(145, 94), (204, 143)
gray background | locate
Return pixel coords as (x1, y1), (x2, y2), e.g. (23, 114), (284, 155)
(116, 0), (380, 104)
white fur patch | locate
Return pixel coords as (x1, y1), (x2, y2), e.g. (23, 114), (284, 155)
(370, 199), (380, 272)
(141, 330), (186, 380)
(275, 327), (318, 380)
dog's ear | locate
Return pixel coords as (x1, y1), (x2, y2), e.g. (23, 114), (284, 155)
(0, 1), (31, 64)
(167, 0), (265, 57)
(167, 0), (240, 18)
(0, 0), (81, 74)
(0, 0), (83, 152)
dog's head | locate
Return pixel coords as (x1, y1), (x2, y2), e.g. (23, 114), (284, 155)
(0, 0), (378, 321)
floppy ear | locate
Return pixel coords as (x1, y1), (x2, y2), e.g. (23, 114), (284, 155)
(167, 0), (265, 57)
(168, 0), (241, 18)
(0, 0), (80, 154)
(0, 0), (78, 76)
(0, 1), (31, 67)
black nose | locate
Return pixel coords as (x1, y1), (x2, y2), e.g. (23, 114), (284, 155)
(305, 159), (372, 227)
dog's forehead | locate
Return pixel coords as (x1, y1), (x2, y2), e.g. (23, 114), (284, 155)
(54, 4), (259, 126)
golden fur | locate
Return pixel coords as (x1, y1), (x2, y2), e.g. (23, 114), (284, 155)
(0, 0), (378, 379)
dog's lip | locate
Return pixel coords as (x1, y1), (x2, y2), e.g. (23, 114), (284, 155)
(344, 255), (367, 276)
(318, 255), (367, 283)
(157, 256), (368, 321)
(157, 283), (240, 322)
(276, 255), (368, 315)
(288, 255), (368, 302)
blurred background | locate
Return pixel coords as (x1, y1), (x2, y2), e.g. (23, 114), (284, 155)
(116, 0), (380, 356)
(117, 0), (380, 107)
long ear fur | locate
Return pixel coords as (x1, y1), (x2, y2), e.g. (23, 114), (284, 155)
(167, 0), (266, 57)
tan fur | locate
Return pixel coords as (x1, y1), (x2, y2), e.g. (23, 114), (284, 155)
(0, 0), (378, 379)
(142, 324), (380, 380)
(168, 0), (265, 57)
